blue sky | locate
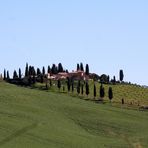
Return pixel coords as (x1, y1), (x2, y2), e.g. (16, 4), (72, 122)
(0, 0), (148, 85)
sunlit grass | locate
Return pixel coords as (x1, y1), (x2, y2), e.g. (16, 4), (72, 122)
(0, 82), (148, 148)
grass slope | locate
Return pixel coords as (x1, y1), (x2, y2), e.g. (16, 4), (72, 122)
(0, 82), (148, 148)
(89, 82), (148, 106)
(38, 80), (148, 106)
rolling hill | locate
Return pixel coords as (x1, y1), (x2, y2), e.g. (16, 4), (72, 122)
(35, 80), (148, 107)
(0, 82), (148, 148)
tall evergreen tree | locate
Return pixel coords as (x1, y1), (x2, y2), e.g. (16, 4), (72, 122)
(37, 68), (41, 76)
(85, 64), (89, 75)
(94, 84), (96, 99)
(80, 63), (84, 71)
(108, 87), (113, 102)
(47, 65), (51, 73)
(29, 66), (31, 76)
(19, 68), (21, 79)
(58, 63), (63, 73)
(57, 79), (61, 91)
(77, 63), (80, 71)
(3, 69), (6, 80)
(13, 70), (18, 79)
(42, 66), (45, 75)
(119, 69), (124, 82)
(77, 80), (80, 95)
(7, 70), (10, 80)
(67, 77), (71, 92)
(32, 67), (36, 76)
(81, 84), (84, 95)
(85, 81), (89, 96)
(100, 84), (105, 98)
(72, 81), (74, 93)
(51, 64), (58, 74)
(25, 63), (29, 77)
(29, 66), (34, 76)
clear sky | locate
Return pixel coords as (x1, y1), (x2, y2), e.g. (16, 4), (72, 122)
(0, 0), (148, 85)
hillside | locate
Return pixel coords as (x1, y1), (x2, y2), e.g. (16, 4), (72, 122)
(0, 82), (148, 148)
(89, 82), (148, 106)
(35, 80), (148, 107)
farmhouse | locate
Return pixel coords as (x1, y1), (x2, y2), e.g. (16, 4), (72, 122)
(67, 70), (89, 80)
(48, 70), (89, 81)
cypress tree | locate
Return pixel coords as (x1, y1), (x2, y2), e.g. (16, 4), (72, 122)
(31, 67), (36, 84)
(3, 69), (6, 80)
(28, 66), (32, 76)
(119, 70), (124, 82)
(48, 65), (51, 73)
(67, 77), (71, 92)
(25, 63), (29, 77)
(37, 68), (41, 76)
(108, 87), (113, 102)
(77, 63), (80, 71)
(28, 66), (35, 76)
(85, 64), (89, 75)
(72, 81), (74, 93)
(19, 68), (21, 79)
(57, 79), (61, 91)
(80, 63), (84, 71)
(122, 98), (124, 105)
(32, 66), (36, 76)
(51, 64), (58, 74)
(58, 63), (63, 73)
(77, 80), (80, 95)
(7, 70), (10, 80)
(13, 70), (18, 79)
(85, 81), (89, 96)
(81, 84), (84, 95)
(42, 66), (45, 75)
(100, 84), (105, 98)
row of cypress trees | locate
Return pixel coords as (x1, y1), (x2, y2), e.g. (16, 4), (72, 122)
(57, 78), (113, 101)
(3, 62), (123, 83)
(3, 62), (114, 102)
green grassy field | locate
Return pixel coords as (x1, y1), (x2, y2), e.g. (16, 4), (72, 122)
(0, 82), (148, 148)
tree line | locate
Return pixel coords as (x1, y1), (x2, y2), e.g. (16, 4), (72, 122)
(57, 78), (113, 102)
(3, 62), (125, 102)
(3, 62), (124, 84)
